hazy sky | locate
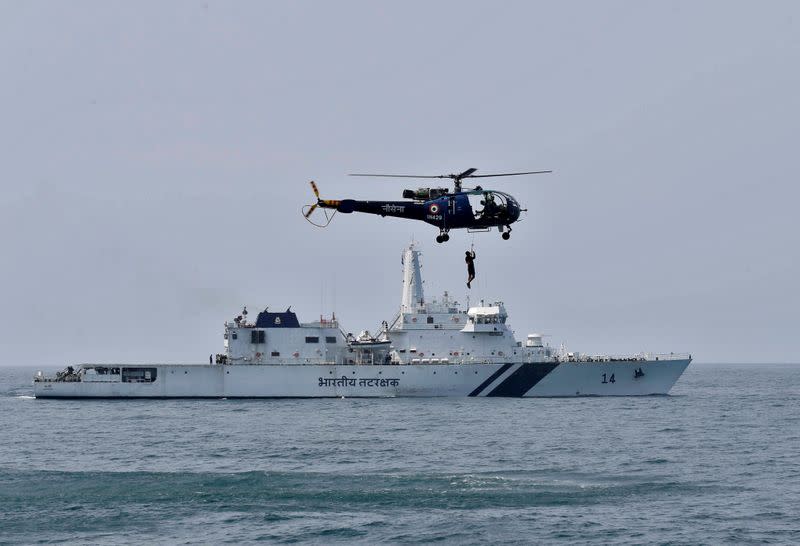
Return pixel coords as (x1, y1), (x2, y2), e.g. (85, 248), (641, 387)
(1, 1), (798, 366)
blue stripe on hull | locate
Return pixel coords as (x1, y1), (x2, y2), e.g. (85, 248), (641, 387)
(485, 362), (560, 397)
(468, 363), (513, 397)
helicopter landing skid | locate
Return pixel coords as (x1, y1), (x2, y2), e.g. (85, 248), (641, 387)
(465, 226), (512, 240)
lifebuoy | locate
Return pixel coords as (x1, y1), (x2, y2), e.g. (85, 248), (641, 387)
(256, 352), (262, 358)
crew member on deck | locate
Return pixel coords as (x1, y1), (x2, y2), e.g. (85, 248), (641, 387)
(465, 250), (476, 289)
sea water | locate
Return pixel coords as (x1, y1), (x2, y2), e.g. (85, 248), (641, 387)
(1, 364), (798, 544)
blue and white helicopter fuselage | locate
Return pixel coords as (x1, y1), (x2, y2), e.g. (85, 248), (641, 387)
(303, 168), (548, 242)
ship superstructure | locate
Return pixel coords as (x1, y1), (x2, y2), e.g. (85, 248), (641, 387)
(386, 244), (552, 366)
(34, 244), (691, 398)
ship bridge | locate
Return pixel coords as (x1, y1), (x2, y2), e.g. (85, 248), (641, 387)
(461, 303), (508, 333)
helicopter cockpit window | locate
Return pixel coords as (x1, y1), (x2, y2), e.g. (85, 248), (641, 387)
(469, 191), (508, 220)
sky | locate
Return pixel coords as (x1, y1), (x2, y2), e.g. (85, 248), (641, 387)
(1, 1), (798, 366)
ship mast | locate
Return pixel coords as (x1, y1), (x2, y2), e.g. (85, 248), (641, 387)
(401, 242), (424, 313)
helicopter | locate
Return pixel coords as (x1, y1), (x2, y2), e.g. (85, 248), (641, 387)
(302, 168), (551, 243)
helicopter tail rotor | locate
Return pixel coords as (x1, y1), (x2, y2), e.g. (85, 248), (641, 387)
(302, 181), (340, 227)
(304, 181), (321, 218)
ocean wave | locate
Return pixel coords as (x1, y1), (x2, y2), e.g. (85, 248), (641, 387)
(0, 468), (712, 511)
(0, 468), (722, 544)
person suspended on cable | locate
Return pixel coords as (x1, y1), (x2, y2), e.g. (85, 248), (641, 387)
(465, 249), (476, 289)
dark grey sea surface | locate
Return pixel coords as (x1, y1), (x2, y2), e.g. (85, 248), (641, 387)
(1, 364), (798, 545)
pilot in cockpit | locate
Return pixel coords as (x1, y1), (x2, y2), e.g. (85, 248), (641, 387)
(478, 192), (501, 219)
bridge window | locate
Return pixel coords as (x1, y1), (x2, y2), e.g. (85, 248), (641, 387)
(271, 351), (280, 357)
(305, 336), (320, 343)
(326, 336), (337, 344)
(251, 330), (265, 344)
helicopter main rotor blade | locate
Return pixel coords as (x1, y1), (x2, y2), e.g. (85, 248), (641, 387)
(304, 203), (318, 218)
(456, 168), (477, 179)
(466, 170), (552, 178)
(348, 173), (450, 179)
(348, 169), (551, 181)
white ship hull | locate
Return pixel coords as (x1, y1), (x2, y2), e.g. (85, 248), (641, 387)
(34, 358), (690, 398)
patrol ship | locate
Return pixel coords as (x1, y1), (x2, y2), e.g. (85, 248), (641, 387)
(34, 244), (691, 398)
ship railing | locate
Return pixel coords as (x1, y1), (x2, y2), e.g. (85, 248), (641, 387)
(33, 376), (81, 383)
(643, 352), (691, 361)
(228, 353), (353, 365)
(233, 358), (405, 366)
(396, 355), (522, 366)
(566, 352), (691, 363)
